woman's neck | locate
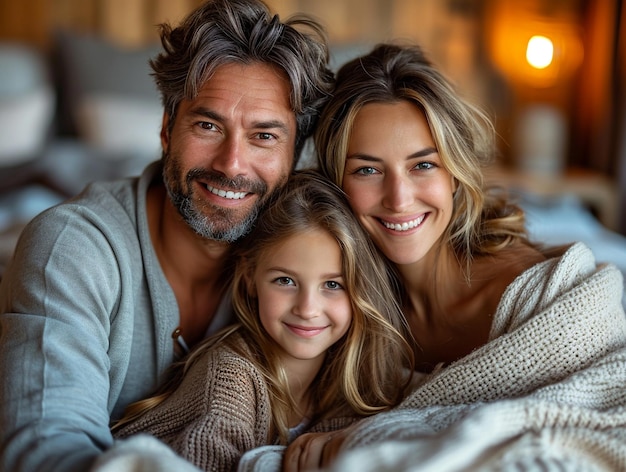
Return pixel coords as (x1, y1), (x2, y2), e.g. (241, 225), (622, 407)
(399, 242), (546, 372)
(396, 246), (491, 372)
(396, 245), (467, 323)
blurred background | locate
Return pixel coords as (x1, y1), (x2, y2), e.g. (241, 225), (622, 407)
(0, 0), (625, 298)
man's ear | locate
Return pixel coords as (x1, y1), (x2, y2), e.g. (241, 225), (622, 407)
(160, 112), (170, 151)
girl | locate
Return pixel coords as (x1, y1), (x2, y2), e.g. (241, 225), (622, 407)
(280, 43), (626, 471)
(111, 170), (414, 472)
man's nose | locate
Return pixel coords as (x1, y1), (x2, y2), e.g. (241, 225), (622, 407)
(212, 136), (245, 178)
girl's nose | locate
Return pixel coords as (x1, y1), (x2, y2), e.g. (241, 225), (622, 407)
(292, 289), (319, 319)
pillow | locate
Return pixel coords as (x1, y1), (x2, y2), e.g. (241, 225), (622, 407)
(0, 44), (55, 164)
(55, 30), (162, 159)
(0, 88), (55, 164)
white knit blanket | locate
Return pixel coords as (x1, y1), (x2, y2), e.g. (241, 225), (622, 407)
(239, 243), (626, 471)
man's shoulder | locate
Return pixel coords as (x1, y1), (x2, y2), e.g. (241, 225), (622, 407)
(73, 173), (142, 212)
(34, 162), (160, 228)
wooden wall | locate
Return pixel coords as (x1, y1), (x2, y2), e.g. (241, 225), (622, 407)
(0, 0), (488, 85)
(0, 0), (203, 49)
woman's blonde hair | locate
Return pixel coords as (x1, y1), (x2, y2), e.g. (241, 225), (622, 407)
(316, 43), (529, 270)
(114, 170), (414, 444)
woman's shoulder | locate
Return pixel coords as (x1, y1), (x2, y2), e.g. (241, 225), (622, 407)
(472, 242), (547, 303)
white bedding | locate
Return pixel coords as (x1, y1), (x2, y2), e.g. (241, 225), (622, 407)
(520, 192), (626, 308)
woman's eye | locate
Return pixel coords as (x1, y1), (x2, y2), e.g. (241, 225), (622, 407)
(415, 161), (435, 170)
(324, 280), (344, 290)
(355, 166), (377, 176)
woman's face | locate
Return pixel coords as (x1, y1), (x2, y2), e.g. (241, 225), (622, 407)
(342, 101), (456, 266)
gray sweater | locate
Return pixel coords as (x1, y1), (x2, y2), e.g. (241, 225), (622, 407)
(0, 162), (233, 472)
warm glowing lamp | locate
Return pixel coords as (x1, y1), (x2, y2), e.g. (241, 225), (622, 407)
(485, 2), (583, 88)
(484, 1), (584, 177)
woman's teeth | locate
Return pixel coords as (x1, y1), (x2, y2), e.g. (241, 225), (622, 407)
(382, 215), (424, 232)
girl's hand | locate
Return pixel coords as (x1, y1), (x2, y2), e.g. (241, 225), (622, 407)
(281, 430), (347, 471)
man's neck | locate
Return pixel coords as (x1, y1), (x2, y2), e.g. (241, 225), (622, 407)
(147, 182), (231, 347)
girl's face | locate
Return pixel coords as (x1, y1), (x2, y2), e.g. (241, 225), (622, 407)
(254, 228), (352, 370)
(342, 101), (456, 266)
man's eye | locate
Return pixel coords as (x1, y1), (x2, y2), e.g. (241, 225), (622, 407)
(257, 132), (276, 141)
(199, 122), (216, 130)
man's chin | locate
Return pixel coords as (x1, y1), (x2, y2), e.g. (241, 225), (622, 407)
(187, 215), (257, 243)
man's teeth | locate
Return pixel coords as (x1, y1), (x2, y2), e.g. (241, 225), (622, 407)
(383, 216), (424, 232)
(206, 185), (247, 200)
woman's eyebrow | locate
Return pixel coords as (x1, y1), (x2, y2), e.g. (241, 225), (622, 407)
(409, 146), (438, 158)
(347, 146), (438, 161)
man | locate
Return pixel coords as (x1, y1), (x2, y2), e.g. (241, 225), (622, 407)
(0, 1), (334, 470)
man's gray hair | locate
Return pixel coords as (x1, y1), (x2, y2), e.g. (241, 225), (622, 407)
(151, 0), (334, 160)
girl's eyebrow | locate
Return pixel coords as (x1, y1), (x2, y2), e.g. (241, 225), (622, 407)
(347, 146), (438, 161)
(267, 267), (344, 281)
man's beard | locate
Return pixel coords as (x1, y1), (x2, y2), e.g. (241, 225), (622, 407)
(162, 150), (282, 243)
(171, 189), (260, 243)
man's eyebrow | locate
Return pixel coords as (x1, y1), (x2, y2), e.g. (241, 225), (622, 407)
(189, 106), (291, 134)
(254, 120), (291, 135)
(190, 107), (223, 122)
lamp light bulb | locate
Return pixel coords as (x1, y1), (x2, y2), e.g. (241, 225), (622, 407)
(526, 35), (554, 69)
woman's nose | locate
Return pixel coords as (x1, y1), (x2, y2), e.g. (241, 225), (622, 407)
(382, 173), (413, 212)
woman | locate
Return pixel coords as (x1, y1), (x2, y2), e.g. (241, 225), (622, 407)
(271, 43), (626, 472)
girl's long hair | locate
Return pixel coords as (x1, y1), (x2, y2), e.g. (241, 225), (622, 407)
(114, 170), (414, 444)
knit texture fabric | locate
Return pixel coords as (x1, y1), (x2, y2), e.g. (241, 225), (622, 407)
(239, 242), (626, 471)
(111, 331), (357, 471)
(114, 332), (271, 471)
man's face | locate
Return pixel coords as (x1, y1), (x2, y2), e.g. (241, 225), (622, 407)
(162, 62), (296, 242)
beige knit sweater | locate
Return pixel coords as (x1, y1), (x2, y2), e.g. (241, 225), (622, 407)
(239, 242), (626, 471)
(112, 331), (355, 471)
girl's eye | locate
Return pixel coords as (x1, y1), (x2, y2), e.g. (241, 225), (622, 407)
(274, 276), (295, 286)
(324, 280), (344, 290)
